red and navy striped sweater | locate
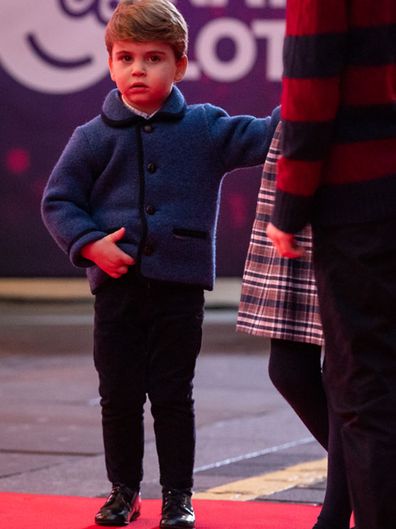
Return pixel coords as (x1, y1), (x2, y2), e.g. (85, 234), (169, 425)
(272, 0), (396, 233)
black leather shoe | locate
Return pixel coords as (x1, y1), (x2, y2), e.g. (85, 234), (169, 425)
(160, 489), (195, 529)
(95, 484), (141, 526)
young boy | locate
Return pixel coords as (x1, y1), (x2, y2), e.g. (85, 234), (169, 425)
(41, 0), (279, 527)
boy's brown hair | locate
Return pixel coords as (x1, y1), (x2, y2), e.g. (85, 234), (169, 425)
(105, 0), (188, 59)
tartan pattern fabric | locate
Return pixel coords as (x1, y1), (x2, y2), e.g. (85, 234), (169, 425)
(237, 123), (323, 346)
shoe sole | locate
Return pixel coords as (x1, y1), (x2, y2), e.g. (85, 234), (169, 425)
(159, 523), (195, 529)
(160, 523), (195, 529)
(130, 509), (141, 522)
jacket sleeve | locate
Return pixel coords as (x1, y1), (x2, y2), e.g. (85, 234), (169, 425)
(41, 127), (107, 267)
(205, 104), (281, 174)
(271, 0), (348, 233)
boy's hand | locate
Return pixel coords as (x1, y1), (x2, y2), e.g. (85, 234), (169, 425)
(81, 227), (135, 278)
(266, 222), (304, 259)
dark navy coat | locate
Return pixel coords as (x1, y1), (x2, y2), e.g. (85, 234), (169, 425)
(42, 86), (279, 292)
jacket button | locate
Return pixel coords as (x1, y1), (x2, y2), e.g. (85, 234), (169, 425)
(145, 205), (156, 215)
(143, 244), (154, 256)
(147, 162), (156, 173)
(143, 124), (153, 133)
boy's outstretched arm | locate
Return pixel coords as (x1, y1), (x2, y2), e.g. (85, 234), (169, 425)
(81, 227), (135, 278)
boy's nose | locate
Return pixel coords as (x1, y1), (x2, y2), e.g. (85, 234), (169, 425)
(132, 62), (146, 76)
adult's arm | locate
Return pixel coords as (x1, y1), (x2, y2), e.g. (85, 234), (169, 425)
(271, 0), (348, 236)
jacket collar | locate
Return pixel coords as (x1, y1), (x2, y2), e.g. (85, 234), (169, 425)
(101, 86), (186, 127)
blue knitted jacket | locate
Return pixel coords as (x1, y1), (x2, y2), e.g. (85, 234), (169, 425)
(42, 87), (279, 293)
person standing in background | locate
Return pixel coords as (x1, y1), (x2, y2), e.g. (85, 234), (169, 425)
(267, 2), (396, 529)
(238, 122), (352, 529)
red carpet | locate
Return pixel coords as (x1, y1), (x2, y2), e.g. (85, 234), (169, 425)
(0, 492), (320, 529)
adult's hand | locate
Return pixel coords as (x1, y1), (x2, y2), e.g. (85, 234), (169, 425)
(266, 222), (304, 259)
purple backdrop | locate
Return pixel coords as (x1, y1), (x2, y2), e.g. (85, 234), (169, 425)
(0, 0), (284, 278)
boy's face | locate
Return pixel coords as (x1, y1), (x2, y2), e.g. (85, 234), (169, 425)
(108, 40), (187, 114)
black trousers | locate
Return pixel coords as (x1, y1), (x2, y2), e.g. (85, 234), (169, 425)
(313, 217), (396, 529)
(93, 269), (204, 491)
(269, 340), (352, 529)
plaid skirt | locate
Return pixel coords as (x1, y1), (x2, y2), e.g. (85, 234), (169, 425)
(236, 123), (323, 346)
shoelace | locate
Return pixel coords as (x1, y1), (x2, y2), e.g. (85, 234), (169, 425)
(107, 485), (133, 506)
(163, 492), (192, 513)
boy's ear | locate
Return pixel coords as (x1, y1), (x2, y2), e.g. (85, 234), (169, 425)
(174, 54), (188, 83)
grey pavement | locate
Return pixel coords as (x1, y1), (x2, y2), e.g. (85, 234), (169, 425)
(0, 279), (327, 505)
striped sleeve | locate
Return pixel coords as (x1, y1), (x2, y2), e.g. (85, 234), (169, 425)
(272, 0), (348, 232)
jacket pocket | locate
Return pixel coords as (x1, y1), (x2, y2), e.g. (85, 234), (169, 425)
(173, 228), (208, 240)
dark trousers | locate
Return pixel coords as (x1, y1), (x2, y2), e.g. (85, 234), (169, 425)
(93, 269), (204, 491)
(313, 218), (396, 529)
(269, 340), (351, 529)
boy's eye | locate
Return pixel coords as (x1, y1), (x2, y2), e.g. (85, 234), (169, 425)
(121, 54), (132, 62)
(148, 55), (161, 63)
